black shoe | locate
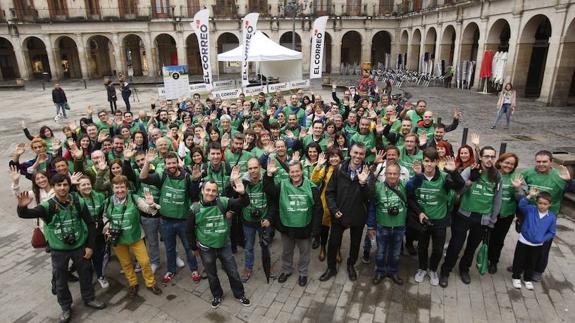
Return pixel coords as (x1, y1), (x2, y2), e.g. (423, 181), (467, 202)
(406, 242), (417, 256)
(347, 264), (357, 281)
(532, 272), (542, 282)
(238, 296), (251, 307)
(84, 300), (106, 310)
(388, 273), (404, 285)
(488, 263), (497, 275)
(128, 284), (139, 297)
(68, 272), (79, 282)
(52, 281), (57, 295)
(361, 252), (371, 264)
(298, 276), (308, 287)
(459, 270), (471, 285)
(312, 237), (320, 249)
(319, 268), (337, 282)
(372, 274), (385, 285)
(277, 272), (292, 283)
(506, 265), (513, 273)
(147, 284), (163, 295)
(59, 309), (72, 323)
(211, 297), (223, 309)
(439, 274), (449, 288)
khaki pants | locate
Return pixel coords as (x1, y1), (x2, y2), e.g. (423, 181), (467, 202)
(113, 239), (156, 288)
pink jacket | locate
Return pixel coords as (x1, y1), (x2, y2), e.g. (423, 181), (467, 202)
(497, 90), (516, 110)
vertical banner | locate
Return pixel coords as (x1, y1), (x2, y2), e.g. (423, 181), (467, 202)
(309, 16), (329, 79)
(191, 9), (213, 91)
(162, 65), (190, 99)
(241, 13), (259, 88)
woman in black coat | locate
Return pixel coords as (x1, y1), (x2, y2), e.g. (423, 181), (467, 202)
(105, 79), (117, 113)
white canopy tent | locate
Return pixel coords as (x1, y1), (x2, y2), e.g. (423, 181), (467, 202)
(217, 31), (303, 82)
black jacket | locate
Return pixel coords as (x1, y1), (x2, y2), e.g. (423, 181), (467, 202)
(52, 88), (67, 104)
(325, 159), (375, 227)
(263, 173), (322, 239)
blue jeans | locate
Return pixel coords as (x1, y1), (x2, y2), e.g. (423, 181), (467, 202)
(160, 217), (198, 273)
(55, 103), (67, 117)
(375, 225), (405, 275)
(198, 241), (245, 299)
(243, 224), (272, 270)
(492, 103), (511, 128)
(141, 216), (161, 267)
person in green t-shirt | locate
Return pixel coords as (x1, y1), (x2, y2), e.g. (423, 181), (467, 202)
(440, 146), (502, 288)
(350, 118), (377, 164)
(263, 159), (322, 287)
(186, 177), (251, 308)
(367, 162), (411, 286)
(518, 150), (571, 281)
(16, 174), (106, 322)
(406, 148), (464, 286)
(487, 152), (521, 275)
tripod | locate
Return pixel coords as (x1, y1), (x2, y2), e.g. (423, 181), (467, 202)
(131, 86), (140, 103)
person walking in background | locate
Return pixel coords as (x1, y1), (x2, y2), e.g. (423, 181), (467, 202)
(52, 83), (68, 121)
(491, 82), (516, 129)
(105, 79), (118, 114)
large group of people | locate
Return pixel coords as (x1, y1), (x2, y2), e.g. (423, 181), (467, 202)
(11, 82), (574, 323)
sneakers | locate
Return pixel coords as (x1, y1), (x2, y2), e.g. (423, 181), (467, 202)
(162, 272), (175, 284)
(192, 271), (201, 283)
(429, 271), (439, 286)
(151, 263), (159, 274)
(59, 309), (72, 323)
(97, 277), (109, 289)
(238, 296), (251, 307)
(176, 256), (185, 268)
(128, 285), (139, 297)
(414, 269), (427, 283)
(439, 273), (449, 288)
(211, 297), (223, 309)
(134, 263), (142, 273)
(147, 284), (163, 295)
(512, 278), (522, 289)
(361, 252), (371, 264)
(524, 281), (534, 290)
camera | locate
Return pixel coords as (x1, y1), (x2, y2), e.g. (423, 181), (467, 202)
(108, 228), (123, 246)
(63, 233), (77, 245)
(387, 206), (399, 216)
(251, 209), (262, 220)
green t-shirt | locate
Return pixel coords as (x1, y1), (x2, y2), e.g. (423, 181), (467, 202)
(499, 172), (518, 217)
(351, 132), (376, 163)
(79, 191), (106, 222)
(243, 179), (268, 223)
(159, 173), (190, 219)
(373, 181), (407, 227)
(224, 149), (254, 173)
(415, 172), (449, 220)
(41, 196), (88, 251)
(104, 194), (142, 245)
(521, 168), (567, 214)
(459, 172), (497, 215)
(194, 198), (230, 248)
(278, 178), (315, 227)
(398, 148), (422, 176)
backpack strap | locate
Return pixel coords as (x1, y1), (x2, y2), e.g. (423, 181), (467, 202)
(190, 201), (200, 217)
(215, 198), (227, 216)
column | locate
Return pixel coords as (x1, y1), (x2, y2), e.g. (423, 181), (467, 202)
(44, 37), (60, 80)
(506, 14), (522, 88)
(301, 30), (310, 76)
(331, 33), (341, 74)
(146, 35), (157, 77)
(473, 19), (488, 91)
(450, 22), (462, 87)
(538, 34), (562, 104)
(112, 33), (123, 76)
(361, 30), (371, 65)
(176, 32), (187, 67)
(12, 37), (30, 80)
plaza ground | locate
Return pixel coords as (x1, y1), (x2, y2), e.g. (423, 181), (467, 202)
(0, 82), (574, 322)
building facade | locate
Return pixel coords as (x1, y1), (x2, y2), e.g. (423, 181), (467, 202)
(0, 0), (573, 105)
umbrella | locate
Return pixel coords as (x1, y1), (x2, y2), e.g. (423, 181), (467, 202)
(259, 228), (272, 283)
(476, 227), (490, 275)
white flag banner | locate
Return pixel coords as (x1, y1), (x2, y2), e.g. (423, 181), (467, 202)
(241, 13), (259, 87)
(191, 9), (213, 91)
(309, 16), (329, 79)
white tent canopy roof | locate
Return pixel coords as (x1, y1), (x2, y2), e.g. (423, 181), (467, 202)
(217, 32), (303, 62)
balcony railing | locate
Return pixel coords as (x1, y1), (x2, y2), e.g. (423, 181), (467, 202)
(341, 4), (364, 16)
(8, 7), (153, 22)
(212, 4), (237, 18)
(312, 4), (333, 16)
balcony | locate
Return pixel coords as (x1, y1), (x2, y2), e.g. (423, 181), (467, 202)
(312, 4), (333, 16)
(341, 4), (364, 16)
(8, 6), (153, 22)
(212, 4), (238, 18)
(9, 8), (39, 22)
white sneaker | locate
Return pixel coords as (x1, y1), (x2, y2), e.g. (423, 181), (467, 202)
(414, 269), (427, 283)
(151, 264), (159, 274)
(176, 256), (185, 268)
(134, 263), (142, 273)
(429, 271), (439, 286)
(524, 281), (534, 290)
(512, 279), (522, 289)
(97, 277), (109, 289)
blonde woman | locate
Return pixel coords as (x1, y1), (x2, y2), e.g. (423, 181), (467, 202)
(491, 82), (516, 129)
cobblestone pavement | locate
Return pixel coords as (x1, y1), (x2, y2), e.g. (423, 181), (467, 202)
(0, 82), (574, 323)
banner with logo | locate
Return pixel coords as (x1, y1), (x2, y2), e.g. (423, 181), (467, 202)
(241, 13), (259, 88)
(162, 65), (190, 99)
(309, 16), (329, 79)
(191, 9), (213, 90)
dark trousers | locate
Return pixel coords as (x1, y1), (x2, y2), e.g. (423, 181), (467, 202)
(418, 218), (448, 272)
(109, 99), (117, 113)
(122, 92), (131, 112)
(327, 222), (363, 270)
(535, 238), (553, 274)
(52, 248), (95, 311)
(441, 212), (484, 275)
(488, 215), (514, 266)
(198, 241), (245, 299)
(91, 234), (107, 278)
(320, 225), (330, 247)
(512, 241), (543, 281)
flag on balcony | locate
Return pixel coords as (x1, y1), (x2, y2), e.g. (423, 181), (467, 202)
(309, 16), (329, 79)
(191, 9), (213, 91)
(241, 13), (260, 88)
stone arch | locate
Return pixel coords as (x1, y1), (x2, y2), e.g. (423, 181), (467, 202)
(341, 30), (362, 66)
(424, 27), (437, 61)
(185, 33), (201, 75)
(371, 31), (392, 68)
(217, 32), (240, 74)
(23, 36), (51, 79)
(551, 17), (575, 105)
(155, 33), (177, 70)
(398, 30), (408, 69)
(408, 29), (421, 71)
(515, 14), (552, 98)
(280, 31), (302, 52)
(486, 19), (511, 52)
(324, 32), (332, 73)
(55, 36), (82, 79)
(460, 22), (480, 62)
(440, 25), (456, 66)
(86, 35), (114, 78)
(0, 37), (21, 80)
(123, 34), (147, 77)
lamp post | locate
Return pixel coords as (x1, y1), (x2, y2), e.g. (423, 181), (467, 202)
(284, 1), (304, 51)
